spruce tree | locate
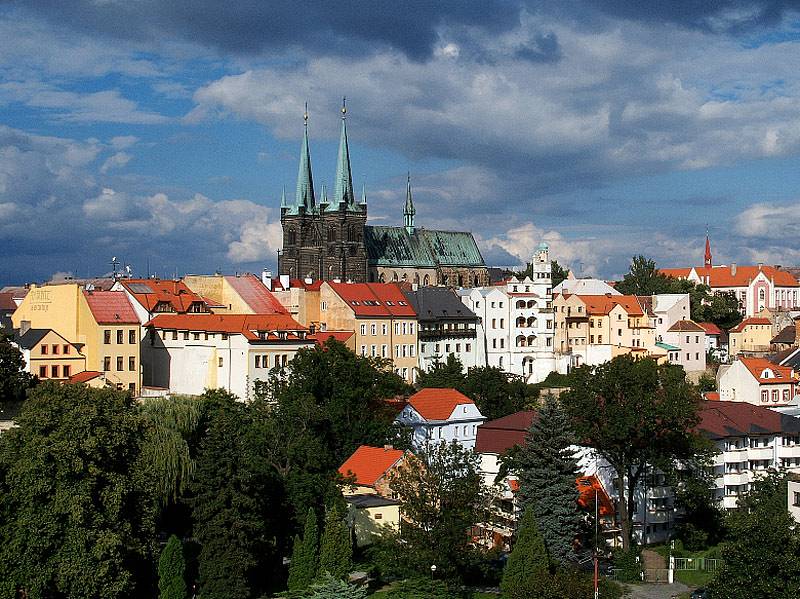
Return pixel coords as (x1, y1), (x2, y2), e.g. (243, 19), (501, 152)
(158, 535), (187, 599)
(318, 505), (352, 580)
(500, 507), (553, 599)
(515, 395), (581, 565)
(307, 573), (367, 599)
(287, 507), (319, 590)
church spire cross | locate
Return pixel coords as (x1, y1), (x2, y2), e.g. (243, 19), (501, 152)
(404, 172), (416, 234)
(294, 102), (315, 212)
(333, 96), (356, 210)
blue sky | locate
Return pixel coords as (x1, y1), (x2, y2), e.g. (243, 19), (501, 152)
(3, 1), (800, 285)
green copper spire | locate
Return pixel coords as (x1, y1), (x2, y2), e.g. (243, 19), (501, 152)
(280, 185), (287, 208)
(404, 172), (416, 234)
(294, 103), (315, 212)
(361, 182), (367, 205)
(333, 97), (355, 209)
(319, 183), (328, 211)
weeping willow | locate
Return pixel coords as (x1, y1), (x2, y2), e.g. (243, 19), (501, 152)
(139, 395), (203, 506)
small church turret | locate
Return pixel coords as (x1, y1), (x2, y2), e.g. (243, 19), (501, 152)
(533, 241), (551, 282)
(294, 102), (316, 213)
(333, 98), (357, 210)
(404, 173), (416, 234)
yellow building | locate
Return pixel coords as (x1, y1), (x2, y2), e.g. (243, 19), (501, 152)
(12, 284), (142, 393)
(13, 326), (87, 381)
(320, 282), (418, 383)
(182, 273), (289, 315)
(729, 317), (774, 356)
(266, 277), (322, 328)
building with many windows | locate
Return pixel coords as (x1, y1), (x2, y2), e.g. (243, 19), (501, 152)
(728, 317), (774, 356)
(12, 325), (87, 381)
(395, 388), (486, 451)
(718, 357), (798, 406)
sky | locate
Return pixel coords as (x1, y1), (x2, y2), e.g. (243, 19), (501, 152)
(3, 1), (800, 286)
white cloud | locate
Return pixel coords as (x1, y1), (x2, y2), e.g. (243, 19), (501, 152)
(100, 152), (132, 173)
(110, 136), (138, 150)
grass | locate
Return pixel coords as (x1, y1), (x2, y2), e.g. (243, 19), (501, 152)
(675, 568), (714, 587)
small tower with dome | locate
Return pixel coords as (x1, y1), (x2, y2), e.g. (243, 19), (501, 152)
(532, 241), (551, 282)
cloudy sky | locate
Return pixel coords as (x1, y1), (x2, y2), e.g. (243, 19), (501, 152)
(3, 1), (800, 285)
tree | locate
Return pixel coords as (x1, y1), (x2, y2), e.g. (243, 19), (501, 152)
(551, 260), (569, 288)
(158, 535), (187, 599)
(704, 290), (742, 330)
(512, 396), (581, 565)
(305, 573), (367, 599)
(386, 441), (491, 580)
(708, 472), (800, 598)
(615, 255), (674, 296)
(380, 578), (459, 599)
(288, 507), (319, 590)
(416, 353), (467, 391)
(0, 330), (36, 416)
(0, 382), (156, 598)
(500, 506), (553, 599)
(462, 366), (538, 420)
(561, 356), (702, 551)
(318, 505), (352, 580)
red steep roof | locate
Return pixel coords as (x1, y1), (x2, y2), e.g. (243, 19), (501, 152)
(667, 319), (705, 332)
(474, 410), (538, 454)
(68, 371), (103, 384)
(738, 357), (797, 385)
(338, 445), (406, 487)
(663, 265), (798, 288)
(146, 313), (308, 341)
(327, 282), (416, 317)
(224, 274), (287, 314)
(120, 279), (208, 313)
(314, 331), (355, 345)
(0, 292), (17, 311)
(730, 317), (771, 333)
(83, 291), (139, 324)
(574, 294), (644, 316)
(407, 388), (475, 421)
(697, 400), (800, 439)
(698, 322), (723, 336)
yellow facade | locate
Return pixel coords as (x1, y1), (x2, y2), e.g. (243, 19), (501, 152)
(349, 502), (401, 547)
(182, 275), (252, 314)
(13, 284), (141, 393)
(24, 330), (87, 381)
(729, 322), (774, 355)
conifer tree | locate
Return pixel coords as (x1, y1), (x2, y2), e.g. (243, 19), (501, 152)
(318, 505), (352, 580)
(287, 507), (319, 590)
(515, 395), (581, 565)
(500, 507), (553, 599)
(307, 573), (367, 599)
(158, 535), (187, 599)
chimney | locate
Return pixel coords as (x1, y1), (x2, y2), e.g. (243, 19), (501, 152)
(304, 276), (313, 285)
(262, 269), (272, 290)
(333, 277), (342, 283)
(20, 320), (31, 336)
(758, 262), (763, 270)
(279, 274), (290, 289)
(731, 263), (737, 276)
(383, 444), (394, 451)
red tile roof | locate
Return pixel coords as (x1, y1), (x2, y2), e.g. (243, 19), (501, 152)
(338, 445), (406, 487)
(667, 319), (705, 332)
(327, 282), (417, 317)
(407, 388), (475, 421)
(146, 313), (308, 341)
(574, 294), (644, 316)
(83, 291), (139, 324)
(474, 410), (538, 454)
(698, 322), (723, 336)
(663, 265), (798, 288)
(0, 292), (17, 311)
(704, 392), (720, 401)
(224, 274), (287, 314)
(270, 278), (324, 292)
(68, 370), (103, 384)
(697, 400), (800, 439)
(314, 331), (355, 345)
(738, 357), (797, 385)
(576, 476), (614, 516)
(120, 279), (208, 314)
(730, 317), (771, 333)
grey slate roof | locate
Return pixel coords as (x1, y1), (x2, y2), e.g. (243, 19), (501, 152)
(771, 325), (796, 345)
(364, 226), (485, 268)
(345, 494), (400, 508)
(403, 287), (479, 323)
(13, 328), (51, 349)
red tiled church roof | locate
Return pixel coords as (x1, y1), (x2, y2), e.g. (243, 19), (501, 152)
(662, 265), (798, 288)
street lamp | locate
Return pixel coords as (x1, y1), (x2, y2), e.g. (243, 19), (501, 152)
(430, 564), (437, 584)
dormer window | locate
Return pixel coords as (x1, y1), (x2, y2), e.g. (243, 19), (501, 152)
(154, 301), (173, 313)
(761, 369), (774, 379)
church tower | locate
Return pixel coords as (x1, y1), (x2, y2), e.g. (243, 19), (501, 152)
(404, 173), (416, 234)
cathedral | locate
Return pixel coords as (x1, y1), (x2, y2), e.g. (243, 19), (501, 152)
(278, 103), (490, 287)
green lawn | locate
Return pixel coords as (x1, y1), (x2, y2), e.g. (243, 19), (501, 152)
(675, 568), (715, 587)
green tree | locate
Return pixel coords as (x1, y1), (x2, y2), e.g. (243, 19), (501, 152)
(0, 330), (37, 416)
(386, 441), (491, 581)
(380, 578), (459, 598)
(551, 260), (569, 288)
(704, 290), (742, 330)
(416, 353), (467, 390)
(696, 373), (716, 394)
(708, 472), (800, 598)
(500, 506), (553, 599)
(512, 396), (581, 565)
(318, 505), (352, 580)
(158, 535), (187, 599)
(561, 356), (702, 551)
(305, 573), (367, 599)
(0, 382), (156, 598)
(288, 507), (319, 590)
(462, 366), (538, 420)
(615, 255), (674, 295)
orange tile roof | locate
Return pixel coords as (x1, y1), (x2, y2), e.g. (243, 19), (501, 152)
(730, 317), (771, 333)
(120, 279), (208, 313)
(663, 265), (798, 288)
(704, 392), (720, 401)
(327, 282), (417, 317)
(738, 357), (798, 385)
(68, 370), (103, 384)
(83, 291), (139, 324)
(576, 476), (614, 516)
(574, 294), (644, 316)
(407, 387), (475, 420)
(667, 319), (705, 332)
(338, 445), (406, 487)
(146, 313), (308, 341)
(223, 274), (287, 314)
(314, 331), (355, 345)
(698, 322), (723, 336)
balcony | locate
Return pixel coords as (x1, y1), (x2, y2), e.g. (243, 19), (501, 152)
(780, 445), (800, 458)
(722, 496), (740, 510)
(646, 509), (673, 524)
(747, 447), (774, 461)
(723, 472), (750, 485)
(418, 328), (477, 340)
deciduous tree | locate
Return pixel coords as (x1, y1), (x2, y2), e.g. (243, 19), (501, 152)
(0, 330), (36, 416)
(416, 353), (467, 391)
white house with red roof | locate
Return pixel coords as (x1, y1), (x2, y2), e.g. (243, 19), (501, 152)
(719, 357), (799, 406)
(661, 319), (706, 372)
(698, 322), (727, 361)
(145, 313), (314, 400)
(395, 388), (486, 450)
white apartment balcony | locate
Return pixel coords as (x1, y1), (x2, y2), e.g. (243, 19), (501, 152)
(780, 445), (800, 458)
(722, 496), (740, 509)
(723, 472), (750, 486)
(646, 509), (672, 524)
(722, 448), (747, 461)
(747, 447), (775, 461)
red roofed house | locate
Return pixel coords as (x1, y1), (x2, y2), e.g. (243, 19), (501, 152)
(696, 400), (800, 509)
(395, 388), (486, 451)
(145, 313), (314, 400)
(728, 317), (774, 356)
(337, 444), (406, 546)
(719, 357), (799, 406)
(112, 278), (211, 320)
(698, 322), (728, 361)
(661, 240), (799, 317)
(182, 273), (288, 315)
(320, 281), (418, 383)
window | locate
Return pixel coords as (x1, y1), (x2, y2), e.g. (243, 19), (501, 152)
(381, 345), (387, 358)
(686, 353), (690, 361)
(321, 301), (328, 311)
(772, 390), (779, 402)
(63, 365), (71, 378)
(129, 357), (135, 371)
(466, 343), (471, 352)
(193, 332), (200, 340)
(255, 355), (261, 368)
(618, 329), (622, 336)
(104, 330), (111, 344)
(204, 333), (210, 341)
(402, 322), (408, 335)
(371, 345), (377, 357)
(171, 331), (178, 340)
(382, 323), (387, 335)
(183, 332), (189, 340)
(421, 343), (426, 354)
(63, 344), (70, 354)
(401, 345), (407, 358)
(374, 513), (383, 520)
(410, 323), (415, 335)
(598, 335), (603, 343)
(686, 335), (690, 343)
(695, 353), (699, 360)
(410, 345), (415, 357)
(500, 339), (504, 348)
(456, 343), (461, 352)
(50, 365), (59, 378)
(794, 492), (800, 508)
(103, 357), (111, 371)
(761, 389), (769, 402)
(115, 357), (123, 371)
(360, 324), (366, 336)
(371, 324), (377, 336)
(39, 365), (47, 378)
(500, 319), (504, 328)
(492, 339), (497, 349)
(52, 344), (59, 355)
(445, 343), (451, 353)
(218, 357), (224, 367)
(40, 344), (48, 355)
(360, 345), (366, 356)
(116, 330), (123, 344)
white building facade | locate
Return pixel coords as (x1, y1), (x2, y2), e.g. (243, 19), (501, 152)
(395, 388), (486, 451)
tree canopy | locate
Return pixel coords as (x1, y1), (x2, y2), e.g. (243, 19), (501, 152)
(500, 506), (552, 598)
(0, 330), (37, 416)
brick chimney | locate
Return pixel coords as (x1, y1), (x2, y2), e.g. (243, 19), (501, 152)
(731, 262), (737, 277)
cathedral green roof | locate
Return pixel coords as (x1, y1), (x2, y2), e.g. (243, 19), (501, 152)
(364, 226), (485, 268)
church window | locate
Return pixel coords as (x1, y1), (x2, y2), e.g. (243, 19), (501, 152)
(288, 229), (297, 245)
(392, 272), (399, 281)
(328, 229), (336, 242)
(458, 275), (464, 286)
(414, 274), (420, 285)
(423, 275), (430, 286)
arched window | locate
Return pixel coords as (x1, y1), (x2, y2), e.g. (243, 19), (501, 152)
(516, 317), (525, 327)
(414, 273), (420, 285)
(348, 225), (357, 242)
(516, 300), (526, 309)
(527, 300), (536, 308)
(516, 335), (526, 347)
(759, 289), (766, 300)
(423, 275), (430, 286)
(527, 317), (536, 327)
(379, 272), (386, 283)
(392, 272), (399, 281)
(443, 275), (449, 286)
(458, 274), (464, 287)
(527, 335), (536, 346)
(287, 229), (297, 245)
(328, 229), (336, 242)
(402, 273), (408, 281)
(474, 276), (479, 287)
